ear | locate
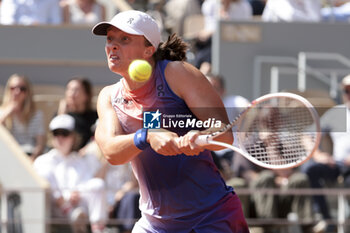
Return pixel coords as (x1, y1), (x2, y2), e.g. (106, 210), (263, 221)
(143, 46), (155, 59)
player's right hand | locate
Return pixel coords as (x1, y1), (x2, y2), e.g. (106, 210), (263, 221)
(177, 130), (205, 156)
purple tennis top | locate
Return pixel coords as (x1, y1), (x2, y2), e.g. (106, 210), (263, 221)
(111, 59), (233, 219)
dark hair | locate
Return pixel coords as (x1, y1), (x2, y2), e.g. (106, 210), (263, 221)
(67, 76), (93, 111)
(153, 34), (188, 62)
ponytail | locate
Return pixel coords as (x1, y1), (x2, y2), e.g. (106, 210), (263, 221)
(153, 34), (188, 62)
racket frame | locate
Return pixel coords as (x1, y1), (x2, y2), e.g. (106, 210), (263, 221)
(198, 92), (321, 170)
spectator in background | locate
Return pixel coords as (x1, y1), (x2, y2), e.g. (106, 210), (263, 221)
(0, 0), (62, 25)
(62, 0), (106, 25)
(33, 114), (107, 233)
(57, 77), (98, 150)
(194, 0), (253, 74)
(206, 73), (249, 123)
(322, 1), (350, 22)
(221, 0), (254, 19)
(206, 73), (249, 186)
(206, 73), (250, 214)
(262, 0), (321, 22)
(300, 74), (350, 230)
(206, 73), (314, 232)
(233, 155), (314, 232)
(230, 102), (314, 232)
(163, 0), (201, 37)
(83, 117), (141, 233)
(146, 0), (167, 40)
(0, 74), (46, 161)
(105, 163), (140, 233)
(125, 0), (148, 11)
(248, 0), (266, 15)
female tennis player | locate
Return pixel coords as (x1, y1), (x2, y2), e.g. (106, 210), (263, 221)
(92, 10), (249, 233)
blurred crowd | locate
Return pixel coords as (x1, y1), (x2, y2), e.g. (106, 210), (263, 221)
(1, 70), (350, 233)
(1, 0), (350, 75)
(1, 0), (350, 26)
(0, 75), (140, 233)
(2, 0), (350, 75)
(205, 73), (350, 233)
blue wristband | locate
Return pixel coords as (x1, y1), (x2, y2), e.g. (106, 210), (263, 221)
(134, 128), (150, 150)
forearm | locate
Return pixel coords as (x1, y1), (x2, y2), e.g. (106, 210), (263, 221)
(94, 161), (109, 179)
(31, 135), (46, 160)
(0, 107), (13, 125)
(31, 147), (44, 161)
(96, 133), (141, 165)
(114, 179), (139, 203)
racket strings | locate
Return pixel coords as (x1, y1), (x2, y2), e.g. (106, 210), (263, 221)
(210, 112), (243, 137)
(239, 98), (317, 166)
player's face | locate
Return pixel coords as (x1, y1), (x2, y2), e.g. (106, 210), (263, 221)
(105, 27), (148, 76)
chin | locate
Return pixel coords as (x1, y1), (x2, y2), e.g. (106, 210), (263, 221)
(109, 67), (121, 75)
(109, 64), (123, 75)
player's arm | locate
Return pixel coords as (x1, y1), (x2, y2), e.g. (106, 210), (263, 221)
(165, 61), (233, 153)
(96, 85), (182, 159)
(95, 85), (141, 165)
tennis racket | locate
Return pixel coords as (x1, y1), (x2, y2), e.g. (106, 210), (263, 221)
(196, 92), (321, 170)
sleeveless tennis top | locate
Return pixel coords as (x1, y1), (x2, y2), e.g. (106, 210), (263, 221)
(111, 60), (233, 219)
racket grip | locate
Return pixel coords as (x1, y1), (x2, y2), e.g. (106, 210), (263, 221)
(195, 135), (209, 146)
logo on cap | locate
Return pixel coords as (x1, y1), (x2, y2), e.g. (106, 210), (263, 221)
(127, 18), (134, 24)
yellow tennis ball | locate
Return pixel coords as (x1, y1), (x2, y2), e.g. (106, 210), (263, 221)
(128, 59), (152, 82)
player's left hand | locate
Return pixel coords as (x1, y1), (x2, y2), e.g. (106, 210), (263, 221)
(177, 130), (205, 156)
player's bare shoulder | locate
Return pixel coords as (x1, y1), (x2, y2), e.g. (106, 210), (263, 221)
(96, 84), (116, 108)
(165, 61), (207, 98)
(165, 61), (199, 79)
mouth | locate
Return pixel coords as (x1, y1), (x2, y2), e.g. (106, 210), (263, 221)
(109, 54), (120, 62)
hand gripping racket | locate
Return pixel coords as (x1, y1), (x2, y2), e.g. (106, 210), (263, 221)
(196, 92), (321, 170)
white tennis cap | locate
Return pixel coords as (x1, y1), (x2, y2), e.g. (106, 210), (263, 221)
(342, 74), (350, 86)
(92, 10), (161, 49)
(49, 114), (75, 131)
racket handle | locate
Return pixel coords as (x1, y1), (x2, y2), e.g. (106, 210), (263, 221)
(195, 135), (209, 146)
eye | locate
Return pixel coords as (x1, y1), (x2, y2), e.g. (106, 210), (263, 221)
(106, 36), (112, 42)
(121, 36), (130, 42)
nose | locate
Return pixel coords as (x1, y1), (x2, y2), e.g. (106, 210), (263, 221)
(106, 41), (119, 50)
(12, 88), (21, 95)
(112, 44), (119, 50)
